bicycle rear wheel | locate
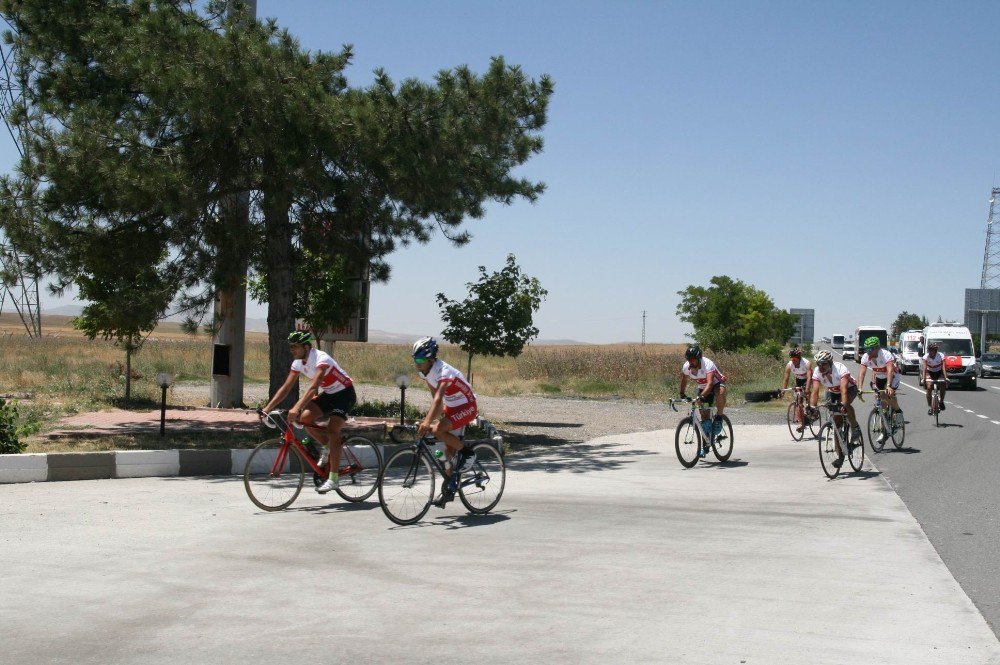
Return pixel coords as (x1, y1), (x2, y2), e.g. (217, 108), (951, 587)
(890, 413), (906, 449)
(335, 436), (383, 502)
(933, 393), (940, 427)
(458, 443), (506, 514)
(787, 402), (804, 441)
(867, 409), (885, 453)
(711, 415), (734, 462)
(378, 447), (435, 525)
(817, 424), (841, 479)
(244, 439), (306, 511)
(848, 428), (865, 472)
(674, 418), (701, 468)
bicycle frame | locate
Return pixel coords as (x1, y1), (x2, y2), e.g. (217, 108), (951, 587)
(669, 398), (715, 445)
(258, 409), (362, 479)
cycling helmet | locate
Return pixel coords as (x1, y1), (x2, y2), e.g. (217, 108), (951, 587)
(927, 341), (939, 351)
(684, 345), (703, 361)
(287, 330), (314, 345)
(814, 350), (833, 364)
(789, 348), (802, 358)
(863, 336), (880, 350)
(412, 336), (439, 360)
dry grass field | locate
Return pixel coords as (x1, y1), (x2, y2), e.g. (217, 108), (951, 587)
(1, 313), (786, 444)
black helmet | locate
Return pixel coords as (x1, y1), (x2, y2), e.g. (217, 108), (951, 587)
(684, 345), (702, 361)
(287, 330), (314, 345)
(789, 347), (802, 358)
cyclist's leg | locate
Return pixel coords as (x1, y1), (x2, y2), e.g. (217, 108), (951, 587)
(714, 383), (726, 417)
(298, 402), (328, 448)
(844, 386), (860, 429)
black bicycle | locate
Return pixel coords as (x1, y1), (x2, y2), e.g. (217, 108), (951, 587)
(377, 422), (506, 525)
(864, 388), (904, 453)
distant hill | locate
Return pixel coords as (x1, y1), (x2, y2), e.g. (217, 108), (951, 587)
(24, 306), (585, 345)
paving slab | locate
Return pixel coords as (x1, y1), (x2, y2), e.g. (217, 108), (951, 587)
(0, 425), (997, 665)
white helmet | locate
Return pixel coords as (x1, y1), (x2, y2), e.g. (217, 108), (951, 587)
(814, 350), (833, 364)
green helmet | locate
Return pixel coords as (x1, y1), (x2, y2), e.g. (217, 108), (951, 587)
(287, 330), (314, 345)
(863, 336), (880, 350)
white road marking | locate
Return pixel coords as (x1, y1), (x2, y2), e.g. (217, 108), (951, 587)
(992, 421), (1000, 425)
(965, 409), (975, 413)
(977, 414), (988, 419)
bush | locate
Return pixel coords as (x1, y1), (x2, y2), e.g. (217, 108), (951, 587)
(744, 341), (783, 359)
(0, 398), (26, 454)
(352, 398), (424, 421)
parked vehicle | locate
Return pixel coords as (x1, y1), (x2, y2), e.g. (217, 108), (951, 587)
(832, 334), (845, 350)
(980, 352), (1000, 378)
(921, 324), (978, 389)
(898, 330), (923, 375)
(842, 343), (855, 361)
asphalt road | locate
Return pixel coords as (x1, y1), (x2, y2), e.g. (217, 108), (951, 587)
(829, 345), (1000, 638)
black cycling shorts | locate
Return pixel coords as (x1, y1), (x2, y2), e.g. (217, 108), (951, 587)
(874, 375), (900, 391)
(925, 370), (944, 383)
(698, 382), (725, 406)
(313, 386), (357, 420)
(794, 377), (808, 389)
(825, 384), (858, 405)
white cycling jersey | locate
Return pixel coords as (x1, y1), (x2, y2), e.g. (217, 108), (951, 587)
(682, 357), (726, 387)
(812, 361), (856, 392)
(861, 349), (901, 388)
(420, 359), (476, 411)
(290, 349), (353, 394)
(787, 358), (810, 379)
(921, 352), (945, 373)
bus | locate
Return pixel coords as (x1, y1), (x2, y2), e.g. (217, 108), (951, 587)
(832, 334), (845, 350)
(854, 325), (888, 362)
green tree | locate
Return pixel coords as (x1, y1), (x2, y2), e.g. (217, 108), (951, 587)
(436, 254), (547, 379)
(0, 397), (24, 454)
(0, 0), (553, 398)
(676, 276), (796, 352)
(890, 311), (929, 339)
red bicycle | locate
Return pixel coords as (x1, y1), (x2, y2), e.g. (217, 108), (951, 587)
(243, 409), (383, 511)
(782, 386), (819, 441)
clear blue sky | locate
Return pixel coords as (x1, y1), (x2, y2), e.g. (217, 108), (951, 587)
(4, 1), (999, 343)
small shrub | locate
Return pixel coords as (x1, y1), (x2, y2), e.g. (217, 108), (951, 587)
(352, 399), (424, 421)
(0, 398), (26, 454)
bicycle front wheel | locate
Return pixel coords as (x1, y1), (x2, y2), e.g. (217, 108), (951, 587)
(675, 418), (701, 468)
(378, 448), (435, 525)
(335, 436), (383, 502)
(867, 409), (885, 453)
(458, 443), (506, 514)
(244, 438), (306, 511)
(817, 424), (841, 479)
(787, 402), (804, 441)
(711, 415), (734, 462)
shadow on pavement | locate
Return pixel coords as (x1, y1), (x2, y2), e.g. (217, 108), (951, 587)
(880, 447), (921, 455)
(509, 441), (656, 474)
(506, 421), (583, 428)
(386, 509), (516, 531)
(701, 458), (749, 469)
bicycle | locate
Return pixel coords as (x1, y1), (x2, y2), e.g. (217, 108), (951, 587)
(921, 377), (946, 427)
(668, 397), (733, 468)
(243, 409), (383, 511)
(377, 421), (506, 526)
(864, 387), (905, 453)
(781, 386), (819, 441)
(815, 398), (865, 478)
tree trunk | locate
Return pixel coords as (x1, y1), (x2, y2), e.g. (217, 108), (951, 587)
(467, 351), (474, 386)
(263, 183), (297, 407)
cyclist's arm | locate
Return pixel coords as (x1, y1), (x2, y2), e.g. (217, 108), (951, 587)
(679, 374), (689, 396)
(702, 370), (717, 398)
(857, 364), (867, 388)
(781, 365), (791, 390)
(885, 359), (896, 395)
(808, 377), (821, 408)
(262, 370), (299, 414)
(418, 383), (447, 436)
(839, 375), (850, 407)
(290, 367), (328, 421)
(805, 361), (813, 393)
(920, 357), (926, 384)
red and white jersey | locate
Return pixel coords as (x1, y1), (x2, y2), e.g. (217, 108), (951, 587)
(812, 361), (856, 392)
(682, 357), (726, 386)
(787, 358), (811, 379)
(861, 349), (895, 376)
(921, 352), (945, 373)
(291, 349), (353, 394)
(420, 359), (476, 410)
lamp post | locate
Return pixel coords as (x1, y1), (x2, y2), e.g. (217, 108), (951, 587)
(395, 374), (410, 426)
(155, 373), (174, 436)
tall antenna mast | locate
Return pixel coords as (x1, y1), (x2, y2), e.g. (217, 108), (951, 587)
(981, 188), (1000, 289)
(0, 13), (41, 336)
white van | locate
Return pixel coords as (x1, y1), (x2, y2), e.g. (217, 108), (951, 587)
(854, 325), (888, 364)
(921, 324), (978, 389)
(898, 330), (923, 375)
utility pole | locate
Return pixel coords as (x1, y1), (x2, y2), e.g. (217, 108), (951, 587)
(210, 0), (256, 408)
(641, 310), (646, 346)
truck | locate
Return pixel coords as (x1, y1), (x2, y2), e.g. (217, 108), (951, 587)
(898, 330), (923, 375)
(921, 324), (978, 389)
(854, 325), (888, 363)
(832, 334), (845, 350)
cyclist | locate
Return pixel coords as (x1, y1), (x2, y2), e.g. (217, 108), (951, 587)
(260, 330), (356, 494)
(920, 340), (948, 415)
(780, 348), (812, 432)
(412, 337), (478, 507)
(807, 349), (861, 468)
(679, 345), (727, 442)
(856, 336), (903, 441)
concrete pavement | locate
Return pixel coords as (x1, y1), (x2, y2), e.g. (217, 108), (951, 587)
(1, 425), (998, 664)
